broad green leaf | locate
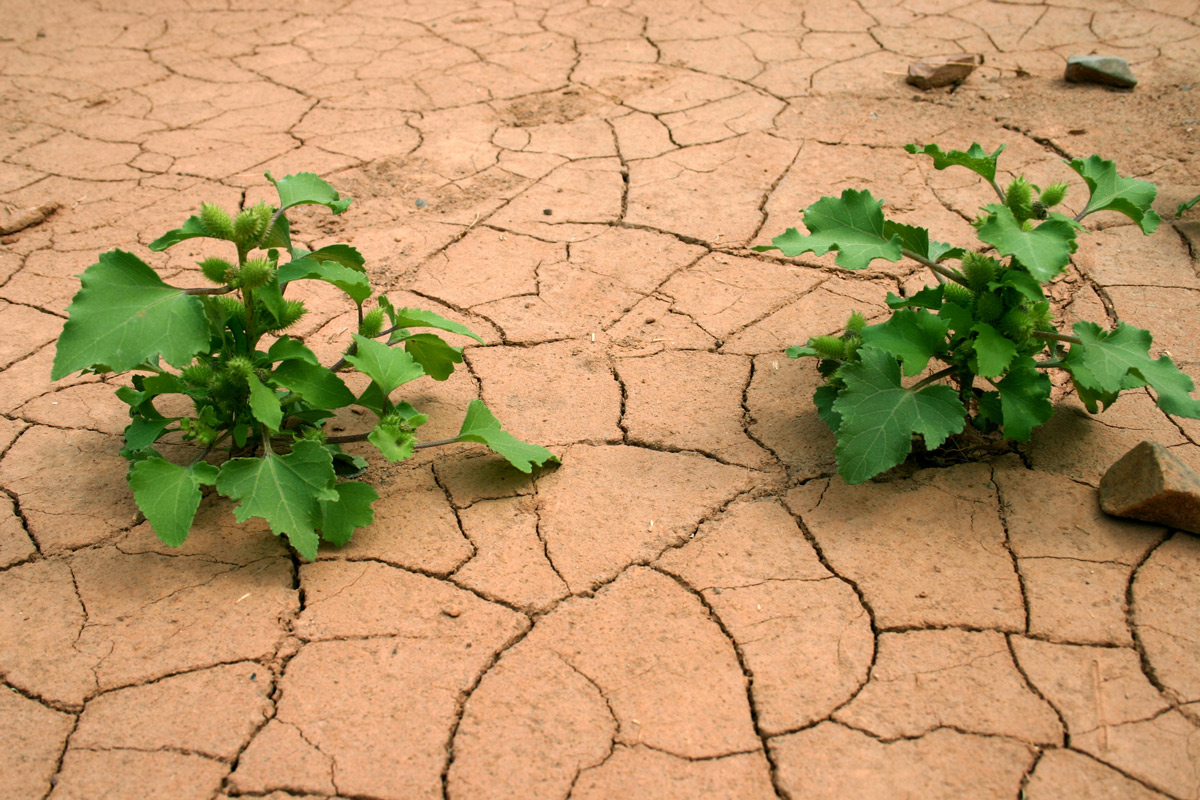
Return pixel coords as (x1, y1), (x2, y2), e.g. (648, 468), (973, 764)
(830, 347), (966, 484)
(860, 308), (948, 377)
(1065, 322), (1200, 418)
(455, 400), (559, 473)
(786, 345), (818, 358)
(994, 358), (1053, 441)
(148, 215), (212, 252)
(261, 214), (291, 250)
(316, 481), (378, 546)
(886, 284), (944, 310)
(247, 374), (283, 430)
(969, 323), (1017, 378)
(976, 206), (1077, 282)
(1068, 155), (1161, 233)
(403, 333), (464, 381)
(53, 250), (210, 379)
(272, 360), (355, 409)
(254, 277), (287, 324)
(216, 439), (339, 560)
(379, 299), (484, 343)
(990, 270), (1046, 303)
(294, 244), (365, 272)
(368, 423), (417, 462)
(345, 334), (425, 396)
(268, 336), (320, 364)
(124, 415), (174, 453)
(267, 172), (352, 215)
(883, 220), (964, 263)
(939, 301), (974, 336)
(757, 189), (903, 270)
(813, 383), (842, 433)
(905, 142), (1005, 183)
(129, 458), (219, 547)
(278, 257), (371, 304)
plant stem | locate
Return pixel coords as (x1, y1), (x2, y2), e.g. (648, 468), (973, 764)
(1032, 330), (1082, 345)
(321, 431), (461, 449)
(900, 248), (971, 287)
(1033, 359), (1066, 369)
(184, 286), (236, 296)
(910, 365), (959, 391)
(989, 179), (1007, 203)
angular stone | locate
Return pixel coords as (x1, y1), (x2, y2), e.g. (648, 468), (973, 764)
(1100, 440), (1200, 533)
(49, 748), (227, 800)
(72, 662), (271, 760)
(906, 54), (979, 89)
(572, 745), (777, 799)
(0, 689), (74, 800)
(617, 350), (773, 469)
(836, 630), (1063, 744)
(1132, 533), (1200, 703)
(1026, 749), (1173, 800)
(770, 723), (1035, 800)
(536, 445), (756, 592)
(1066, 55), (1138, 88)
(453, 496), (569, 613)
(792, 464), (1024, 630)
(295, 560), (529, 642)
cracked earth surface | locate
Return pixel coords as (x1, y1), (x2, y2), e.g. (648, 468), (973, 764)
(3, 0), (1200, 798)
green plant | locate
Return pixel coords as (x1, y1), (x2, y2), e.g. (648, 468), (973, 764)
(52, 173), (557, 558)
(757, 143), (1200, 484)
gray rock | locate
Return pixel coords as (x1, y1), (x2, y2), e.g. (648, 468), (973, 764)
(1065, 55), (1137, 88)
(1099, 441), (1200, 534)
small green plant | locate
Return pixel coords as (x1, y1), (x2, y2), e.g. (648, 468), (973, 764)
(757, 143), (1200, 484)
(52, 173), (557, 558)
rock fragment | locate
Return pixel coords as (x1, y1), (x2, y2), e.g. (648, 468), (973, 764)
(1065, 55), (1137, 88)
(906, 54), (978, 89)
(1099, 440), (1200, 533)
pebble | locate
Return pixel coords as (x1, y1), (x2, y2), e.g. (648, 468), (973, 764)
(1065, 55), (1137, 88)
(543, 208), (552, 215)
(415, 198), (428, 208)
(906, 54), (979, 89)
(1099, 440), (1200, 533)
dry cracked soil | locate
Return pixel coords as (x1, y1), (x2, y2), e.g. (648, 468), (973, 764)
(3, 0), (1200, 798)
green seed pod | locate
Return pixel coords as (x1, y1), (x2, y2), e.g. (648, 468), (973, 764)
(1030, 301), (1054, 331)
(1021, 219), (1036, 232)
(960, 251), (1000, 292)
(180, 362), (214, 387)
(224, 356), (254, 381)
(1005, 176), (1034, 221)
(841, 334), (863, 359)
(974, 291), (1004, 322)
(1031, 200), (1049, 220)
(199, 203), (234, 239)
(198, 257), (236, 285)
(845, 310), (866, 334)
(232, 209), (263, 247)
(267, 299), (307, 332)
(359, 308), (385, 339)
(252, 201), (272, 235)
(999, 307), (1034, 340)
(1039, 182), (1069, 208)
(810, 335), (847, 360)
(217, 296), (246, 319)
(942, 281), (975, 307)
(238, 258), (275, 290)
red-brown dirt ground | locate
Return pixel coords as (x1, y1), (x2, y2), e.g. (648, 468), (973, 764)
(3, 1), (1200, 798)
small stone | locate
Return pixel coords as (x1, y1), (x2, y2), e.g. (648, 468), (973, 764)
(1065, 56), (1137, 88)
(415, 198), (427, 208)
(1099, 441), (1200, 533)
(906, 54), (979, 89)
(543, 208), (553, 215)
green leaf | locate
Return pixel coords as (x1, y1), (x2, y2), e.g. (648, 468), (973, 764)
(786, 345), (818, 358)
(124, 415), (174, 453)
(345, 334), (425, 396)
(294, 244), (365, 272)
(455, 400), (559, 473)
(272, 360), (355, 409)
(976, 206), (1077, 282)
(990, 270), (1046, 303)
(216, 439), (339, 560)
(261, 214), (291, 250)
(128, 458), (219, 547)
(278, 256), (371, 304)
(402, 333), (464, 381)
(993, 358), (1053, 441)
(756, 189), (903, 270)
(247, 374), (283, 430)
(1178, 194), (1200, 218)
(860, 308), (948, 377)
(379, 300), (484, 343)
(882, 220), (964, 263)
(886, 285), (945, 310)
(267, 172), (352, 215)
(53, 250), (211, 379)
(148, 216), (212, 252)
(969, 323), (1017, 378)
(1065, 322), (1200, 418)
(316, 481), (378, 546)
(368, 424), (417, 462)
(267, 336), (320, 365)
(830, 347), (966, 484)
(939, 301), (974, 336)
(813, 383), (842, 433)
(905, 142), (1005, 183)
(1068, 155), (1161, 234)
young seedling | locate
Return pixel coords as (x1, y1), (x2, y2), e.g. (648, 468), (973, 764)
(52, 173), (557, 558)
(757, 143), (1200, 484)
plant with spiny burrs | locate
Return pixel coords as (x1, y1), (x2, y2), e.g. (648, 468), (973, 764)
(52, 173), (557, 558)
(757, 143), (1200, 484)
